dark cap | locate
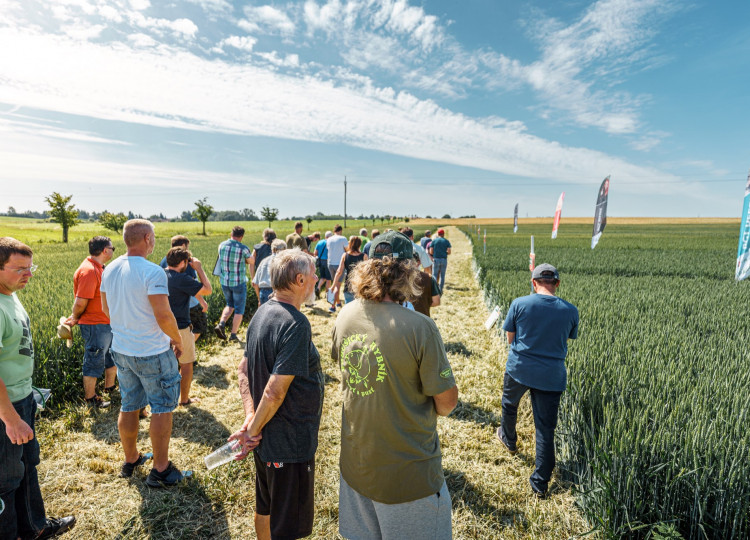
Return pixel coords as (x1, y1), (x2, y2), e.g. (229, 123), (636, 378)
(532, 263), (559, 281)
(369, 231), (414, 261)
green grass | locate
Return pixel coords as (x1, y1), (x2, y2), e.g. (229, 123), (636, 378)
(465, 222), (749, 538)
(0, 216), (390, 244)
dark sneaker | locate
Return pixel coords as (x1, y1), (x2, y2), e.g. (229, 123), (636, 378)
(146, 461), (187, 488)
(120, 452), (152, 478)
(33, 516), (76, 539)
(228, 333), (240, 343)
(495, 427), (517, 455)
(328, 306), (336, 313)
(214, 324), (227, 341)
(103, 385), (117, 395)
(86, 395), (110, 409)
(532, 488), (547, 499)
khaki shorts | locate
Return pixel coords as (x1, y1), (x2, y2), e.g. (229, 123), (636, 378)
(178, 326), (196, 364)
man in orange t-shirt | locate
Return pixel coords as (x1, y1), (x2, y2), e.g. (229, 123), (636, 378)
(65, 236), (117, 408)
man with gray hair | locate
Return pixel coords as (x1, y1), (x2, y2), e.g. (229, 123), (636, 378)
(230, 249), (324, 540)
(101, 219), (187, 487)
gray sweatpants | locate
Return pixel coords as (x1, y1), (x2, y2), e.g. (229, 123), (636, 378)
(339, 475), (452, 540)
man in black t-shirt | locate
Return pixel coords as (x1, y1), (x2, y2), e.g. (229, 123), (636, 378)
(165, 247), (212, 406)
(230, 249), (323, 540)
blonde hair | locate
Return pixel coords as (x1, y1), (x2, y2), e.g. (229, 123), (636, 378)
(349, 257), (421, 304)
(123, 219), (154, 247)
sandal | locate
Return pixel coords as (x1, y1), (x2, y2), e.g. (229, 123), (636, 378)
(179, 398), (201, 406)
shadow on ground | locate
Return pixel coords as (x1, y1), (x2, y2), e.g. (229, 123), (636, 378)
(451, 400), (501, 427)
(445, 468), (527, 530)
(114, 477), (231, 540)
(444, 341), (472, 357)
(173, 406), (232, 447)
(194, 363), (230, 390)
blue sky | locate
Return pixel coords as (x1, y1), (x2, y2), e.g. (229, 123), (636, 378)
(1, 0), (748, 218)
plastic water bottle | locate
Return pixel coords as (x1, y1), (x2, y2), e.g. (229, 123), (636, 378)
(204, 441), (242, 470)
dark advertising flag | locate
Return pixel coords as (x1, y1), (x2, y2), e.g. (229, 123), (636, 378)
(513, 203), (518, 233)
(591, 176), (610, 249)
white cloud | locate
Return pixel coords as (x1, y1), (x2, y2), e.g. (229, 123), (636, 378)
(239, 5), (295, 35)
(219, 35), (257, 53)
(185, 0), (232, 14)
(129, 0), (150, 11)
(0, 27), (679, 197)
(256, 51), (300, 68)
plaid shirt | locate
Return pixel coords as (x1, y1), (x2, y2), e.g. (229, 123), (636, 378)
(218, 238), (251, 287)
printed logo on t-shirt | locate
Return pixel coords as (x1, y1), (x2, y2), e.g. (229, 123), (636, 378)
(440, 368), (453, 379)
(16, 316), (33, 359)
(339, 333), (387, 397)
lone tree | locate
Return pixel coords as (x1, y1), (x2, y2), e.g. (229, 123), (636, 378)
(306, 216), (313, 230)
(193, 197), (214, 235)
(44, 192), (80, 243)
(261, 206), (278, 228)
(98, 211), (127, 234)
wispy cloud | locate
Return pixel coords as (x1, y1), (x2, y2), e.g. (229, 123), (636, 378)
(0, 25), (676, 194)
(239, 5), (296, 35)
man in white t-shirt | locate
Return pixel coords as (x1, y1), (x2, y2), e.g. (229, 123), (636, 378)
(101, 219), (186, 487)
(325, 224), (349, 311)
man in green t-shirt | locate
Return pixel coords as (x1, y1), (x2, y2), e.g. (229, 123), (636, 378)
(0, 237), (76, 539)
(331, 231), (458, 540)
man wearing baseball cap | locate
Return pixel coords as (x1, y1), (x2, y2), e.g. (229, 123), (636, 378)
(497, 263), (579, 498)
(332, 231), (458, 539)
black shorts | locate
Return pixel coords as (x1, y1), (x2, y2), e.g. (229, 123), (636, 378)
(318, 262), (331, 281)
(254, 452), (315, 540)
(189, 305), (207, 335)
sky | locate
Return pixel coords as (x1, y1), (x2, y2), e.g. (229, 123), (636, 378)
(1, 0), (748, 219)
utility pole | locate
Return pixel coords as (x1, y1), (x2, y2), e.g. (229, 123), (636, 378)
(344, 176), (347, 228)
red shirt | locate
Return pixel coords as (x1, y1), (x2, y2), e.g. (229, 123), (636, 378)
(73, 257), (109, 325)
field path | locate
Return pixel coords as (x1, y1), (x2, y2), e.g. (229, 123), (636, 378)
(37, 226), (587, 539)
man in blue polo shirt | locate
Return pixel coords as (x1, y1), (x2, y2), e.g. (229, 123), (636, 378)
(428, 228), (451, 291)
(497, 263), (578, 498)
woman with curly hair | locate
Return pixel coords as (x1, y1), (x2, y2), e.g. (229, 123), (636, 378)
(331, 231), (458, 540)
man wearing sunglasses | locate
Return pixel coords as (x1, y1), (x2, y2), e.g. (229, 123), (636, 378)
(0, 237), (76, 539)
(65, 236), (117, 409)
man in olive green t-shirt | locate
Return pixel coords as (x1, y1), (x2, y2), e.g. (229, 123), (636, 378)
(0, 237), (76, 539)
(331, 231), (458, 540)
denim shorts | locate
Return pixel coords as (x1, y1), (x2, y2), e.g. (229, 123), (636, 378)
(111, 349), (181, 414)
(259, 287), (273, 305)
(344, 291), (355, 304)
(221, 283), (247, 315)
(328, 264), (343, 284)
(79, 323), (115, 378)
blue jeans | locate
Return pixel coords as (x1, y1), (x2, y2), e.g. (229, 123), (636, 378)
(221, 283), (247, 315)
(259, 287), (273, 305)
(112, 350), (181, 414)
(433, 258), (448, 291)
(0, 393), (47, 540)
(500, 372), (562, 494)
(79, 323), (114, 377)
(343, 291), (355, 304)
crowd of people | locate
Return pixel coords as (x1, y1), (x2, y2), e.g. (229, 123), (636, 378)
(0, 219), (578, 540)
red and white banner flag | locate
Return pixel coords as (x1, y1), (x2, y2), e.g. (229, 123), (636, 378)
(551, 192), (565, 239)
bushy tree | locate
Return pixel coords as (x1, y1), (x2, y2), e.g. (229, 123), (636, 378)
(193, 198), (214, 235)
(44, 192), (80, 243)
(261, 206), (279, 228)
(306, 217), (313, 230)
(98, 211), (127, 234)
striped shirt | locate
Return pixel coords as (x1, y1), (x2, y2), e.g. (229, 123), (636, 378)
(217, 238), (251, 287)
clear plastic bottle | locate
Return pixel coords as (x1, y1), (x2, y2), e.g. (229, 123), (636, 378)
(204, 441), (242, 470)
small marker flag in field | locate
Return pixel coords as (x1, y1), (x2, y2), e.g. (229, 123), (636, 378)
(591, 176), (610, 249)
(513, 204), (518, 233)
(483, 229), (486, 254)
(551, 192), (565, 239)
(736, 169), (750, 281)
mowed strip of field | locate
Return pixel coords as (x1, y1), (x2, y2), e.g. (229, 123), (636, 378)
(35, 226), (587, 539)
